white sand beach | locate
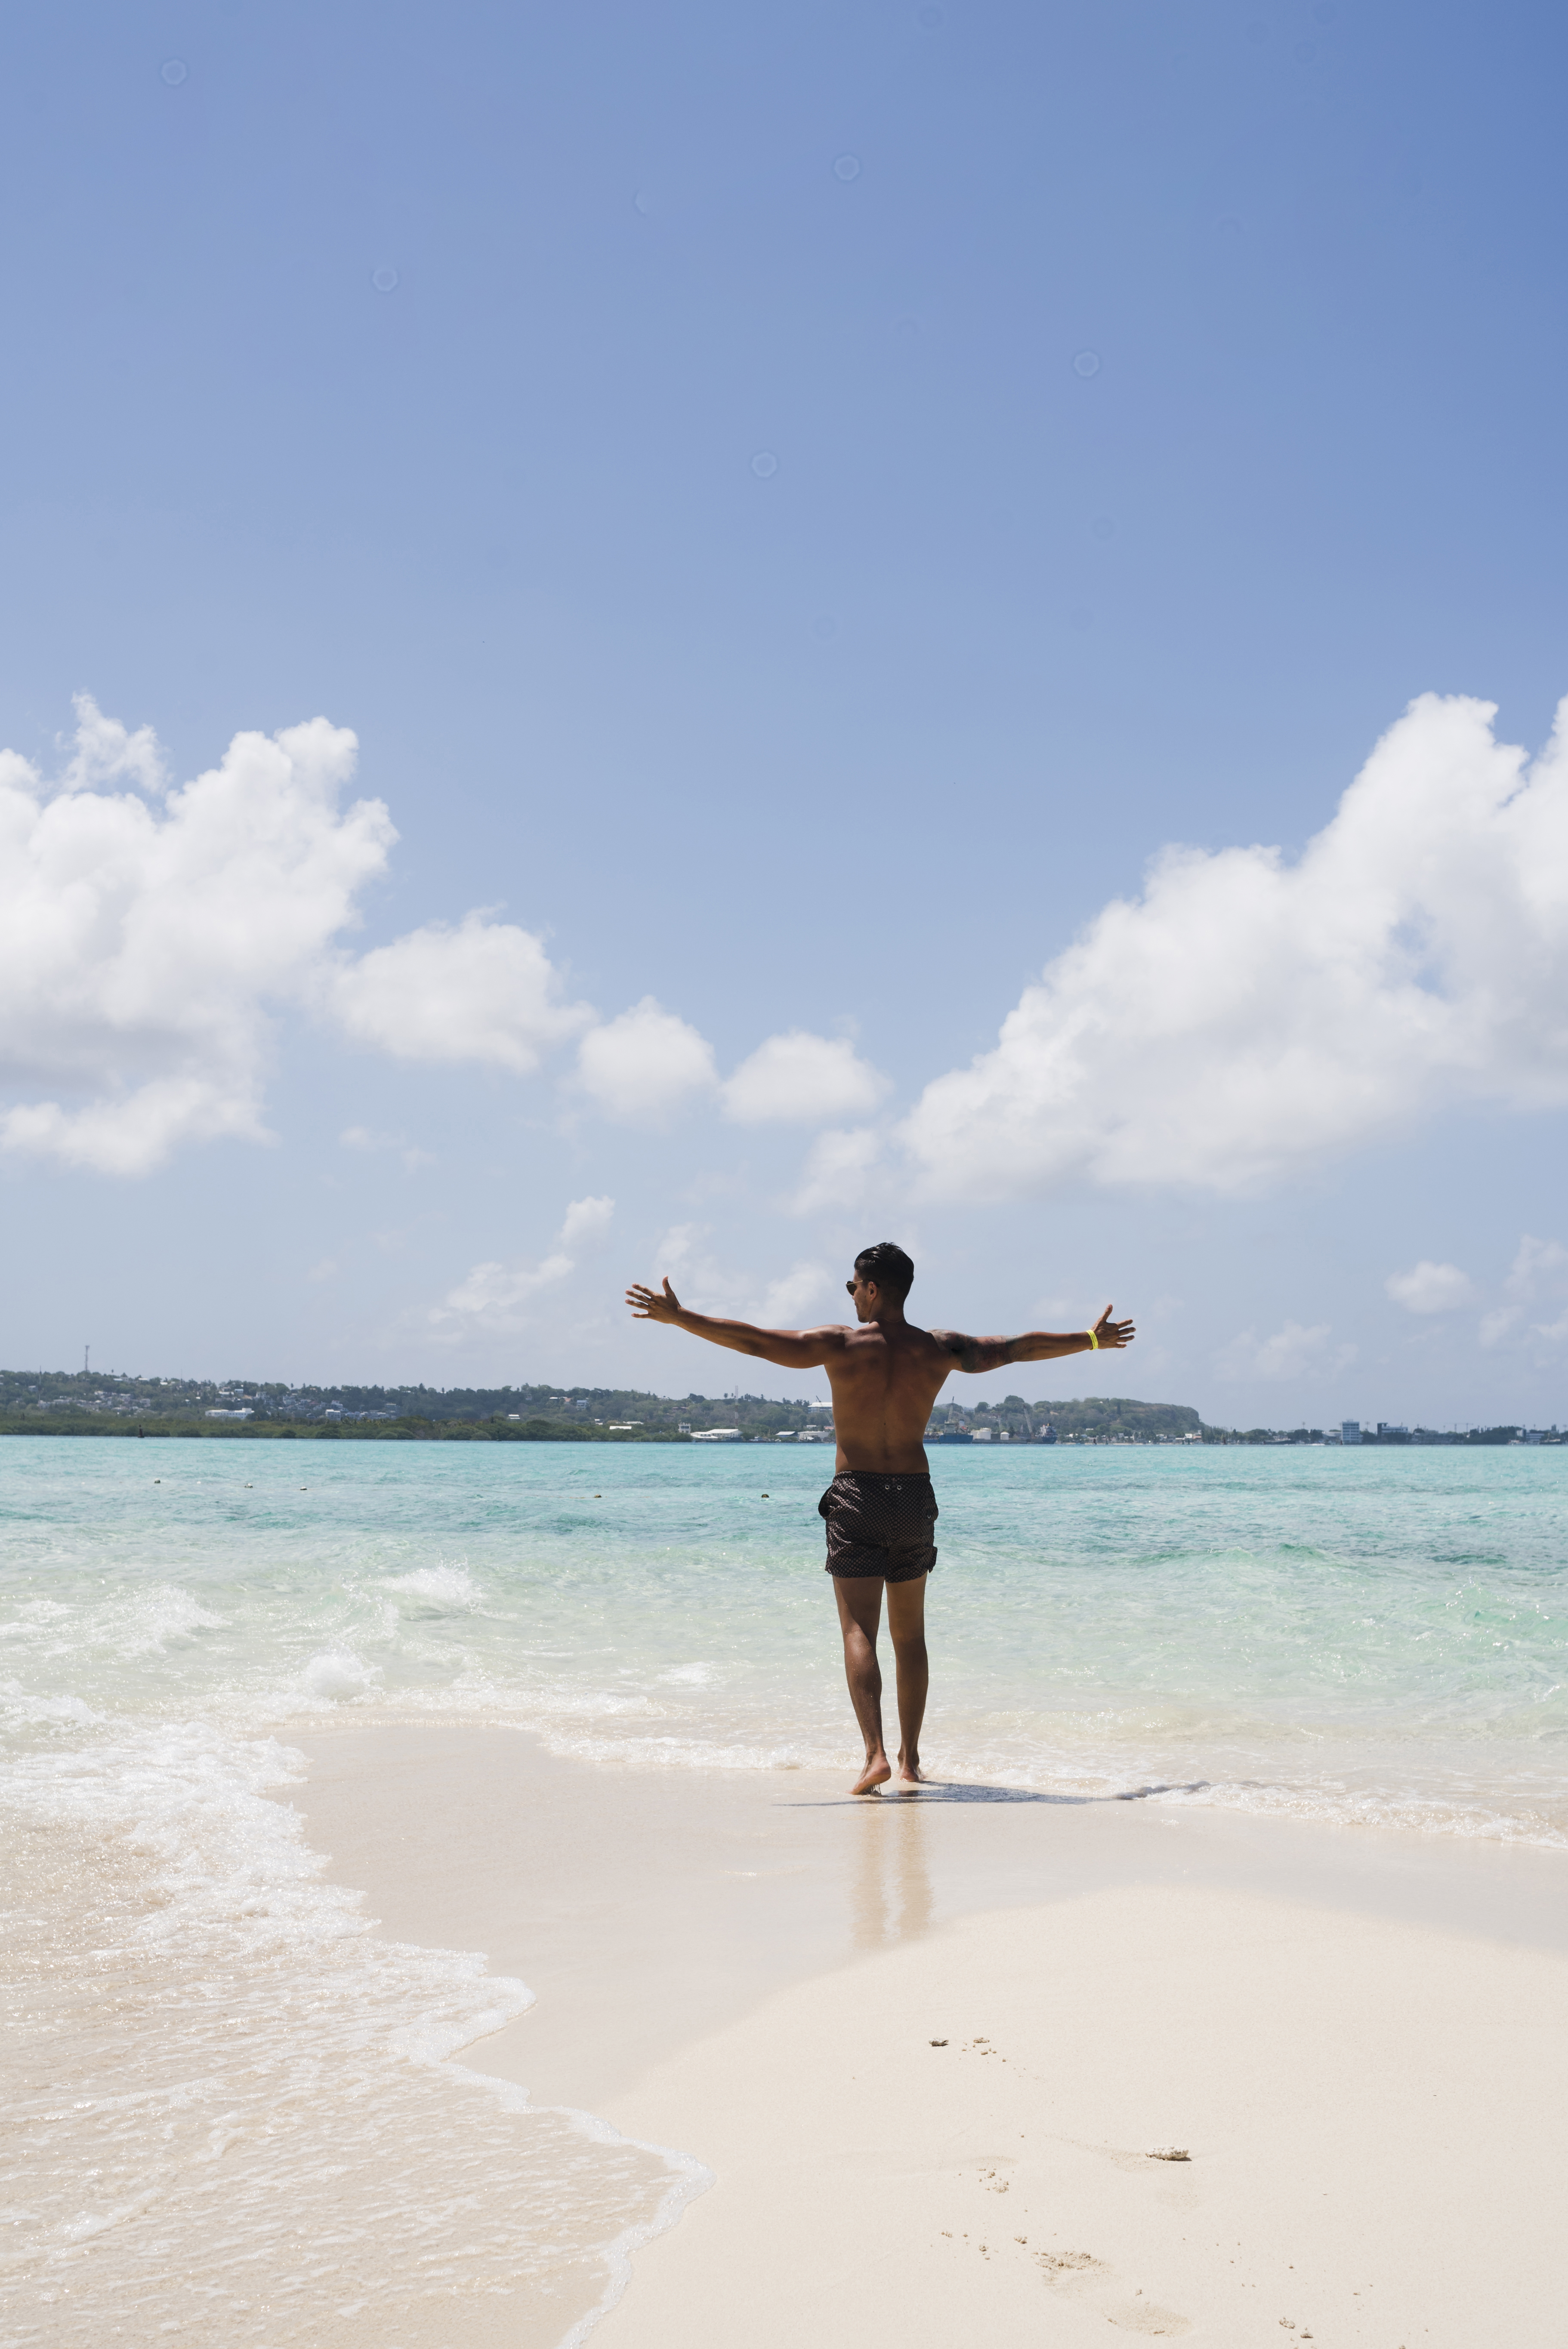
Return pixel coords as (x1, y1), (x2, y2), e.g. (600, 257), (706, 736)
(288, 1727), (1568, 2349)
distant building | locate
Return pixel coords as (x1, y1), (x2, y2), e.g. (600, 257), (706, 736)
(1341, 1421), (1361, 1445)
(971, 1426), (993, 1442)
(204, 1407), (253, 1421)
(690, 1427), (743, 1442)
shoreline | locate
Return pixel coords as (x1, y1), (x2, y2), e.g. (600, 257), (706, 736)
(0, 1419), (685, 1444)
(5, 1420), (1559, 1445)
(283, 1725), (1568, 2348)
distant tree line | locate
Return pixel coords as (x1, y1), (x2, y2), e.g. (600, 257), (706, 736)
(5, 1367), (1548, 1446)
(0, 1366), (1207, 1444)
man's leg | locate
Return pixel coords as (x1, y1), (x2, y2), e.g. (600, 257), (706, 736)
(886, 1574), (929, 1786)
(832, 1576), (891, 1795)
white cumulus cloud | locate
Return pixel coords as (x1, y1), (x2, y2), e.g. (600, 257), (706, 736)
(1385, 1260), (1477, 1314)
(433, 1195), (614, 1331)
(902, 691), (1568, 1201)
(574, 997), (718, 1121)
(722, 1030), (889, 1124)
(0, 698), (602, 1174)
(790, 1126), (885, 1216)
(0, 699), (390, 1173)
(752, 1261), (833, 1326)
(637, 1226), (833, 1330)
(331, 911), (591, 1071)
(58, 696), (165, 793)
(1480, 1234), (1568, 1348)
(1218, 1321), (1356, 1384)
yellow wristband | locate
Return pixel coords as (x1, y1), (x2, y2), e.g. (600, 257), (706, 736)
(1085, 1327), (1099, 1350)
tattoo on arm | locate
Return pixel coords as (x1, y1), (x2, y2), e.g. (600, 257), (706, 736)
(946, 1333), (1018, 1374)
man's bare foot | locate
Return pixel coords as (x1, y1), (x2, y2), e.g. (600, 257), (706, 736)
(895, 1755), (928, 1790)
(851, 1756), (892, 1795)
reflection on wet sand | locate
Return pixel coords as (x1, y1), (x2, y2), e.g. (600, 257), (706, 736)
(852, 1795), (934, 1952)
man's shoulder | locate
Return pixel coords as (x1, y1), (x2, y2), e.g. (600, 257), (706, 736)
(897, 1321), (957, 1358)
(836, 1321), (949, 1357)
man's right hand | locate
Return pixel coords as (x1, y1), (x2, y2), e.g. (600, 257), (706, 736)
(1092, 1304), (1136, 1350)
(627, 1278), (683, 1324)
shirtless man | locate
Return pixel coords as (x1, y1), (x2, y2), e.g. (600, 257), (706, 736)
(627, 1241), (1135, 1796)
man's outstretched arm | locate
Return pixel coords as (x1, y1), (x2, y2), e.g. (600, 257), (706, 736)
(934, 1302), (1136, 1375)
(627, 1278), (843, 1371)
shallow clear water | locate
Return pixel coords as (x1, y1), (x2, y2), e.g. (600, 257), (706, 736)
(3, 1435), (1565, 2343)
(6, 1435), (1562, 1832)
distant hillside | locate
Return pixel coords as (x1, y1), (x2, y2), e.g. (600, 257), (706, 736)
(0, 1367), (1208, 1445)
(0, 1366), (835, 1441)
(928, 1393), (1201, 1442)
(1034, 1395), (1201, 1441)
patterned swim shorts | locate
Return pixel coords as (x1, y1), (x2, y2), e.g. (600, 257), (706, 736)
(818, 1471), (938, 1582)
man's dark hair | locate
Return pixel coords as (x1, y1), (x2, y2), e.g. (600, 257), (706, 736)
(855, 1242), (914, 1304)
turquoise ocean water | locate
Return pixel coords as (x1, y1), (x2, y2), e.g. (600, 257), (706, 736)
(3, 1435), (1565, 2343)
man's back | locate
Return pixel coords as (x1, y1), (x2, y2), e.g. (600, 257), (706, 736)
(824, 1318), (953, 1474)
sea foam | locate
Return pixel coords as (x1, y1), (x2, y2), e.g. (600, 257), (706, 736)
(0, 1714), (704, 2348)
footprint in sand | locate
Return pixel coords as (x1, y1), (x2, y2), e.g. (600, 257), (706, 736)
(1100, 2300), (1193, 2337)
(1036, 2248), (1192, 2337)
(1037, 2250), (1105, 2281)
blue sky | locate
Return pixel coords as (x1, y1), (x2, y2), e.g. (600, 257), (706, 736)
(2, 0), (1566, 1425)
